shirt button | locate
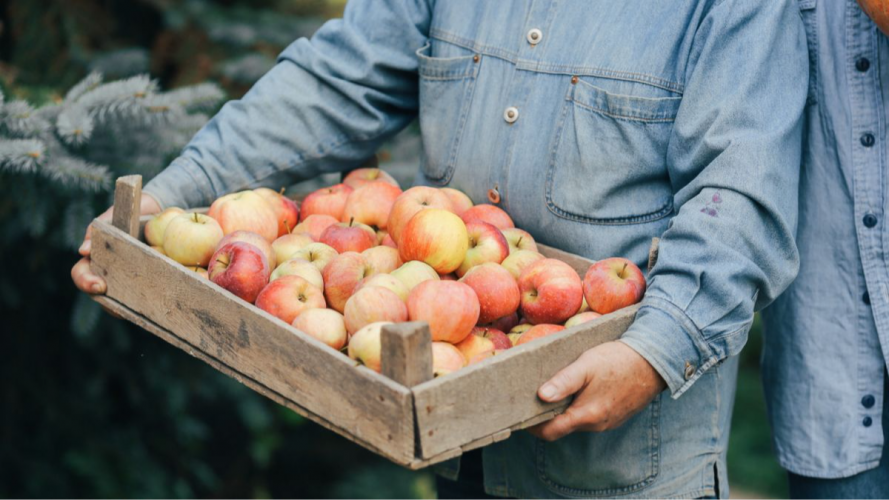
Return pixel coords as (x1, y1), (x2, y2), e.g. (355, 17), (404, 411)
(863, 291), (871, 305)
(503, 106), (519, 124)
(527, 28), (543, 45)
(863, 416), (873, 427)
(861, 133), (875, 147)
(862, 395), (876, 408)
(863, 213), (878, 228)
(684, 362), (695, 380)
(856, 58), (871, 72)
(487, 187), (501, 204)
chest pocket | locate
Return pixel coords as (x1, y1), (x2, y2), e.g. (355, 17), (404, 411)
(416, 43), (480, 185)
(545, 79), (680, 225)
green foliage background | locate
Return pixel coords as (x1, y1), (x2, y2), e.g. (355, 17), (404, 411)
(0, 1), (785, 497)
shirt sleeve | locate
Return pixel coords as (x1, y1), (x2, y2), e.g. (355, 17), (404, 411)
(619, 0), (807, 398)
(143, 0), (432, 209)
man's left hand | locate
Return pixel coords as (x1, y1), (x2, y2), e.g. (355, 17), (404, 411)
(528, 341), (667, 441)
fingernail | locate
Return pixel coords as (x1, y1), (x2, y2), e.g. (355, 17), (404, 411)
(91, 283), (103, 293)
(540, 384), (557, 401)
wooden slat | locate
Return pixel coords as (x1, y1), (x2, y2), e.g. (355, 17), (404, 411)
(381, 322), (433, 388)
(537, 242), (592, 277)
(89, 220), (416, 464)
(411, 305), (639, 459)
(112, 175), (142, 238)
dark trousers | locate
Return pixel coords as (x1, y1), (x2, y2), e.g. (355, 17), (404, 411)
(435, 449), (504, 499)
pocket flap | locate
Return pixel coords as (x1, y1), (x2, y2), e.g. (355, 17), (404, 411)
(569, 79), (681, 122)
(416, 43), (479, 80)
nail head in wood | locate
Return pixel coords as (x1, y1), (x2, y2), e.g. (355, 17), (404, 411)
(111, 175), (143, 238)
(381, 322), (433, 387)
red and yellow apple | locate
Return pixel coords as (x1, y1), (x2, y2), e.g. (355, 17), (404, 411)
(501, 228), (538, 254)
(254, 187), (300, 237)
(518, 258), (583, 324)
(487, 311), (520, 333)
(293, 214), (338, 241)
(272, 232), (315, 264)
(565, 311), (603, 328)
(457, 221), (510, 277)
(460, 204), (514, 230)
(362, 246), (401, 275)
(432, 342), (467, 377)
(347, 321), (393, 372)
(355, 273), (410, 302)
(391, 261), (440, 291)
(380, 233), (397, 249)
(255, 275), (325, 324)
(292, 308), (347, 350)
(300, 183), (353, 221)
(270, 258), (324, 289)
(583, 258), (646, 314)
(387, 186), (454, 244)
(144, 207), (185, 246)
(343, 168), (400, 189)
(344, 286), (408, 334)
(321, 252), (376, 312)
(320, 219), (376, 254)
(208, 241), (270, 303)
(291, 242), (338, 272)
(163, 213), (224, 267)
(217, 230), (276, 270)
(407, 280), (479, 343)
(501, 250), (545, 279)
(208, 190), (278, 242)
(341, 181), (403, 229)
(515, 324), (566, 346)
(459, 263), (520, 324)
(441, 188), (473, 216)
(399, 208), (468, 274)
(455, 326), (512, 362)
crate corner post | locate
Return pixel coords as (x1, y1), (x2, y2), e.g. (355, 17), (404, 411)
(381, 322), (433, 388)
(111, 175), (143, 238)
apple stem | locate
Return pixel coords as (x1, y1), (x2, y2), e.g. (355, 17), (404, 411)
(284, 219), (291, 234)
(620, 263), (628, 278)
(517, 236), (522, 246)
(279, 186), (286, 195)
(349, 217), (355, 227)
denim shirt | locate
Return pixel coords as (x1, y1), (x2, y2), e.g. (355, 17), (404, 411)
(144, 0), (807, 496)
(761, 0), (889, 480)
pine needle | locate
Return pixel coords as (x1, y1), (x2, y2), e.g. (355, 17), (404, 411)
(0, 139), (46, 172)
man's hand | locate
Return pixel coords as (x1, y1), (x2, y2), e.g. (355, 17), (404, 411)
(528, 341), (667, 441)
(71, 194), (162, 294)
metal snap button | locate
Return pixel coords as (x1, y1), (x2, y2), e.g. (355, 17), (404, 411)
(473, 54), (480, 63)
(503, 106), (519, 124)
(487, 187), (501, 204)
(684, 362), (695, 380)
(527, 28), (543, 45)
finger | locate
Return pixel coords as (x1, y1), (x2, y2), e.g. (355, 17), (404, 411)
(71, 257), (106, 294)
(530, 410), (582, 442)
(79, 226), (92, 256)
(539, 356), (593, 402)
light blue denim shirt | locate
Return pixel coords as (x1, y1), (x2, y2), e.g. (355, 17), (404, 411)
(761, 0), (889, 480)
(144, 1), (808, 497)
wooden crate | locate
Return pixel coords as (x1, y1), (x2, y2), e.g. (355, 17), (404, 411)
(89, 176), (658, 469)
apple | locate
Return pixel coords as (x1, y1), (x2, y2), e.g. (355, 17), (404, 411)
(578, 296), (590, 314)
(515, 324), (566, 346)
(208, 241), (270, 303)
(457, 221), (510, 277)
(362, 246), (401, 275)
(355, 273), (410, 301)
(391, 261), (440, 291)
(460, 204), (515, 230)
(441, 187), (473, 216)
(459, 263), (520, 324)
(322, 252), (376, 312)
(344, 286), (408, 334)
(151, 245), (166, 256)
(347, 321), (394, 372)
(507, 333), (523, 346)
(380, 233), (397, 249)
(255, 275), (325, 324)
(501, 228), (538, 254)
(343, 168), (400, 189)
(291, 242), (339, 272)
(163, 213), (224, 267)
(217, 230), (276, 270)
(320, 218), (376, 253)
(583, 258), (647, 314)
(293, 214), (339, 241)
(565, 311), (603, 328)
(510, 323), (533, 335)
(387, 186), (454, 245)
(208, 190), (278, 242)
(518, 259), (583, 324)
(432, 342), (467, 377)
(407, 280), (479, 343)
(272, 232), (315, 264)
(487, 312), (520, 333)
(292, 308), (347, 350)
(186, 266), (209, 279)
(398, 208), (469, 274)
(254, 187), (300, 237)
(501, 250), (545, 279)
(144, 207), (185, 246)
(300, 183), (353, 222)
(270, 258), (324, 289)
(342, 181), (403, 230)
(455, 326), (511, 362)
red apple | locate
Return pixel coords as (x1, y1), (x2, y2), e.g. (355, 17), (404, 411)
(300, 183), (353, 221)
(322, 252), (376, 312)
(459, 263), (520, 324)
(293, 214), (338, 241)
(292, 308), (347, 350)
(454, 326), (511, 362)
(270, 258), (324, 289)
(341, 181), (403, 230)
(380, 233), (397, 249)
(362, 246), (402, 275)
(391, 261), (440, 292)
(501, 250), (545, 279)
(343, 168), (400, 189)
(144, 207), (185, 246)
(515, 324), (566, 346)
(217, 230), (276, 270)
(432, 342), (467, 377)
(320, 218), (376, 253)
(355, 273), (410, 301)
(460, 204), (514, 230)
(583, 258), (646, 314)
(163, 213), (224, 267)
(208, 190), (278, 242)
(407, 280), (479, 343)
(457, 221), (510, 277)
(487, 312), (520, 333)
(518, 259), (583, 324)
(347, 321), (393, 372)
(387, 186), (454, 245)
(565, 311), (603, 328)
(254, 187), (300, 237)
(344, 286), (409, 334)
(291, 242), (339, 271)
(399, 208), (469, 274)
(501, 228), (538, 254)
(272, 232), (315, 264)
(255, 275), (325, 324)
(441, 188), (473, 216)
(208, 241), (270, 303)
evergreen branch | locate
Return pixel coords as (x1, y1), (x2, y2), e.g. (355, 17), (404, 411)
(0, 139), (46, 172)
(1, 100), (52, 137)
(73, 75), (159, 124)
(150, 83), (224, 113)
(65, 72), (104, 104)
(41, 156), (112, 192)
(56, 104), (95, 146)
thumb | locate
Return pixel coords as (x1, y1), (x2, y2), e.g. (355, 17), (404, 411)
(539, 358), (590, 402)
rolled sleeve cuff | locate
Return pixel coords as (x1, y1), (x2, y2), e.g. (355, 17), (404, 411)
(143, 156), (218, 210)
(618, 296), (719, 399)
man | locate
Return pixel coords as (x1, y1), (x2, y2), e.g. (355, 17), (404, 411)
(73, 1), (808, 497)
(761, 1), (889, 497)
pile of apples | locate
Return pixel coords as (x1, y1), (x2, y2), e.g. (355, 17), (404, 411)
(144, 168), (646, 377)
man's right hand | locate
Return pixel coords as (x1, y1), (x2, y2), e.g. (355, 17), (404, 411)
(71, 194), (162, 294)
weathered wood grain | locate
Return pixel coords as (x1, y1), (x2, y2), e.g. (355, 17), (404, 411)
(411, 305), (639, 459)
(537, 242), (593, 277)
(112, 176), (142, 238)
(648, 237), (660, 272)
(89, 220), (416, 464)
(381, 322), (433, 388)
